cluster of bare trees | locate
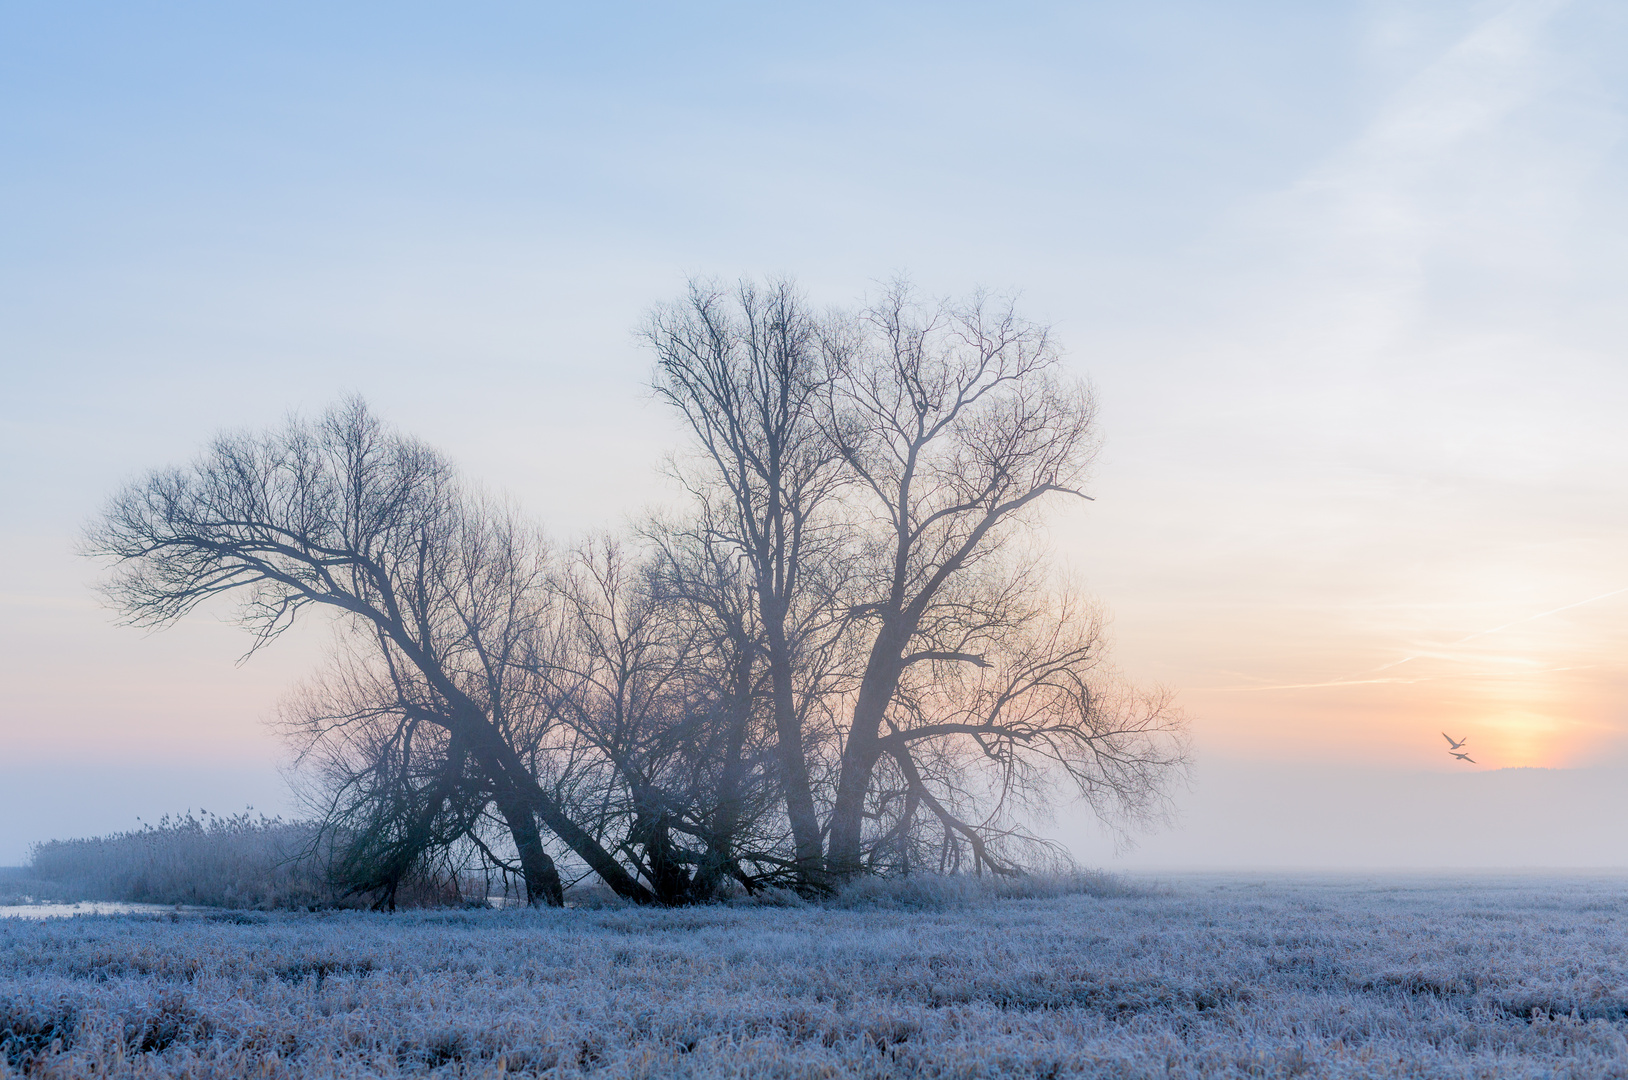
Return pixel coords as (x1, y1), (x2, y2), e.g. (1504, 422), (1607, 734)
(86, 279), (1187, 907)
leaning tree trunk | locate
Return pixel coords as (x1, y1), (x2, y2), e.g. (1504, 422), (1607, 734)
(495, 795), (564, 907)
(764, 619), (825, 888)
(825, 638), (907, 880)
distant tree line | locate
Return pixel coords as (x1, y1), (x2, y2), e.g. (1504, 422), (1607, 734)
(86, 279), (1188, 907)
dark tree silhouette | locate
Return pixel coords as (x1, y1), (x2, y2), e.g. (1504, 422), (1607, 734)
(647, 279), (850, 890)
(86, 401), (649, 906)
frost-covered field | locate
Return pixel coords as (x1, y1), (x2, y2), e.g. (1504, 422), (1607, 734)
(4, 874), (1628, 1078)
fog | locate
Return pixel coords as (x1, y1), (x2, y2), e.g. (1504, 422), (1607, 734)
(7, 757), (1625, 873)
(1066, 759), (1628, 871)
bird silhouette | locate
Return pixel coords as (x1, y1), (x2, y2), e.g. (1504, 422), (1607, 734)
(1442, 733), (1467, 750)
(1451, 751), (1475, 763)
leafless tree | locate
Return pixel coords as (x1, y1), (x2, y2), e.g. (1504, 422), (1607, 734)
(645, 277), (1189, 884)
(646, 279), (850, 889)
(90, 279), (1188, 906)
(866, 575), (1185, 876)
(536, 536), (709, 902)
(819, 283), (1185, 877)
(639, 523), (764, 897)
(85, 400), (651, 906)
(279, 647), (501, 908)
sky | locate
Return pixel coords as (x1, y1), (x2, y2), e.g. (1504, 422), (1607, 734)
(2, 0), (1625, 867)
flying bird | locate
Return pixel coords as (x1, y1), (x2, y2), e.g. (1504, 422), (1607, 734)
(1451, 751), (1475, 763)
(1442, 733), (1467, 750)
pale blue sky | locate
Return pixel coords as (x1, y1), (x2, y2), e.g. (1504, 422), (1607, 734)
(3, 1), (1626, 865)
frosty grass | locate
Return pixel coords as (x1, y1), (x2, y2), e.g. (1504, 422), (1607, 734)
(4, 874), (1628, 1078)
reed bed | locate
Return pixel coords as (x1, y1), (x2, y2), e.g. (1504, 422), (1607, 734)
(24, 813), (336, 911)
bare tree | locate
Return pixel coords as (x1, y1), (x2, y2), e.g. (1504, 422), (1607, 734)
(85, 400), (651, 906)
(869, 577), (1185, 876)
(536, 536), (707, 902)
(647, 277), (1188, 884)
(647, 279), (849, 889)
(640, 521), (775, 897)
(280, 647), (497, 908)
(91, 279), (1187, 906)
(817, 283), (1185, 878)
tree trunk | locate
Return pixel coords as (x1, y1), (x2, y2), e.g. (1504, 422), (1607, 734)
(526, 778), (656, 903)
(764, 620), (825, 887)
(494, 792), (564, 907)
(695, 650), (754, 900)
(454, 697), (657, 905)
(825, 636), (906, 879)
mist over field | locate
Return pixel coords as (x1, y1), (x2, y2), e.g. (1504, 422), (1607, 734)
(1066, 762), (1628, 870)
(8, 762), (1628, 873)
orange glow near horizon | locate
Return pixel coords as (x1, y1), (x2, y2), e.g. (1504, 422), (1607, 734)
(1151, 588), (1628, 773)
(1068, 471), (1628, 775)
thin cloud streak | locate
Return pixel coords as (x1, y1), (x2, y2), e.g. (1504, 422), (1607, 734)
(1364, 584), (1628, 673)
(1197, 585), (1627, 693)
(1202, 665), (1591, 694)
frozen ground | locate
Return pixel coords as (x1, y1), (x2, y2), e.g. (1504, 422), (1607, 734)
(3, 873), (1628, 1078)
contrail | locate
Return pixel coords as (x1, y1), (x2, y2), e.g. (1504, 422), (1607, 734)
(1206, 586), (1628, 693)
